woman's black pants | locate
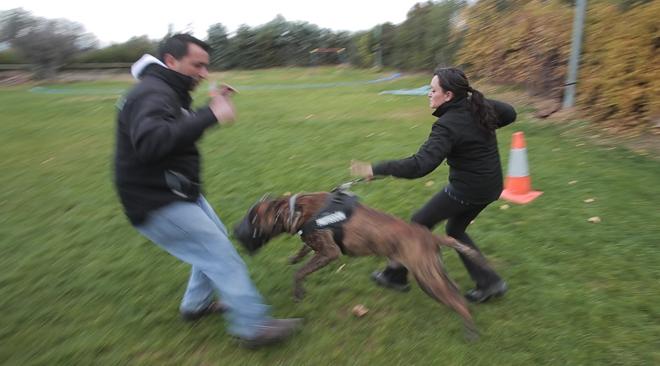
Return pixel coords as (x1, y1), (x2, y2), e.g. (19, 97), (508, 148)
(383, 188), (502, 289)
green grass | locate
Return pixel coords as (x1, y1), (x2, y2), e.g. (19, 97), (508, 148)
(1, 67), (658, 365)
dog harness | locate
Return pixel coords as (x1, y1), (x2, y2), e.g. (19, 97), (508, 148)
(299, 191), (359, 254)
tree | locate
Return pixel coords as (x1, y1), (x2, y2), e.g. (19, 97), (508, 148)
(0, 8), (91, 78)
(0, 8), (33, 43)
(231, 25), (260, 69)
(207, 23), (230, 69)
(75, 36), (157, 63)
(391, 1), (465, 70)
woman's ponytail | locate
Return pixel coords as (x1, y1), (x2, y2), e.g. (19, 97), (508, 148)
(468, 87), (498, 133)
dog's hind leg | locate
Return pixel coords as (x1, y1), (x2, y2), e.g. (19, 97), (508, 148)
(289, 244), (312, 264)
(293, 231), (341, 301)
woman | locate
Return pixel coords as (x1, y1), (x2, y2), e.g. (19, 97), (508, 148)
(350, 67), (516, 303)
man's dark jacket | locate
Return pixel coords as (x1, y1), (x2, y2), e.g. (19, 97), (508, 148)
(114, 63), (217, 225)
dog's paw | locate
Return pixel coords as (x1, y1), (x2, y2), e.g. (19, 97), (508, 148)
(464, 323), (480, 343)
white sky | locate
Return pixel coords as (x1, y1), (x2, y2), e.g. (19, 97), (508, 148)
(3, 0), (425, 45)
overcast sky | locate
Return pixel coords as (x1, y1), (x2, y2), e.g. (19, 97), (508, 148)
(3, 0), (426, 45)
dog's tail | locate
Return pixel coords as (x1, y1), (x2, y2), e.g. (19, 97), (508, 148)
(436, 235), (491, 270)
(399, 249), (479, 341)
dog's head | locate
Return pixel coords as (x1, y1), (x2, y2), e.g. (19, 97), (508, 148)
(233, 195), (296, 255)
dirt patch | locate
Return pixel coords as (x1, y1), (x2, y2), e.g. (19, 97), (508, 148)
(0, 71), (31, 86)
(0, 69), (136, 86)
(50, 70), (133, 83)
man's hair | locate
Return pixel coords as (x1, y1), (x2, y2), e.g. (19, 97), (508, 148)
(158, 33), (211, 61)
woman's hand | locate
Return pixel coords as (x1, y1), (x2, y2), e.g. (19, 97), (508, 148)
(350, 160), (374, 180)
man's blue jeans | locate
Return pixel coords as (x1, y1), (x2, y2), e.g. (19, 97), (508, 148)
(135, 195), (270, 338)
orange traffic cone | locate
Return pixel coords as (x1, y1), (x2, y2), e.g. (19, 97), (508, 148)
(500, 132), (542, 204)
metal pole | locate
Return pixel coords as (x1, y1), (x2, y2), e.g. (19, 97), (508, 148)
(563, 0), (587, 109)
(375, 24), (383, 68)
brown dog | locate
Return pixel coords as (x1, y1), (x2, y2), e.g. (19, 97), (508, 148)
(234, 191), (493, 340)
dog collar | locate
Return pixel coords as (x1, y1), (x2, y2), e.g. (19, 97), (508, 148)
(288, 193), (300, 232)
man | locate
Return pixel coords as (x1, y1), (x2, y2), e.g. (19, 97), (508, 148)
(114, 33), (301, 348)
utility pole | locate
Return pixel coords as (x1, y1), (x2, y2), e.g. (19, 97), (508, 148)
(374, 24), (383, 69)
(563, 0), (587, 109)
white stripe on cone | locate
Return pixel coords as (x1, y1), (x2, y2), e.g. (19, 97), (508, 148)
(506, 148), (529, 177)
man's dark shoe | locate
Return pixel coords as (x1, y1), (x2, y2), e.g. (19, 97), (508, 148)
(240, 318), (303, 349)
(465, 280), (508, 303)
(181, 301), (228, 322)
(371, 271), (411, 292)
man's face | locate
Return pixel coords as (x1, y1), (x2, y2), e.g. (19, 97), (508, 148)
(164, 43), (209, 89)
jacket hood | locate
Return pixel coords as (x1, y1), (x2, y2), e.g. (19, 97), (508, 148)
(131, 54), (195, 107)
(131, 54), (167, 80)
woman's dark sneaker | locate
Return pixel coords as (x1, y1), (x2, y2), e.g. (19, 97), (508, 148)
(370, 270), (411, 292)
(465, 280), (508, 303)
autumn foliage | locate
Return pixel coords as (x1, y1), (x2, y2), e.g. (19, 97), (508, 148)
(458, 0), (659, 133)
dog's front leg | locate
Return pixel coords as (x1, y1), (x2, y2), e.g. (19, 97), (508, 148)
(293, 231), (341, 301)
(288, 244), (312, 264)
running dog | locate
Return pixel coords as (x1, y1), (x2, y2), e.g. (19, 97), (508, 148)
(234, 190), (493, 340)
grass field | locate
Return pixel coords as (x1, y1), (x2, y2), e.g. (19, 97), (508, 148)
(1, 67), (658, 365)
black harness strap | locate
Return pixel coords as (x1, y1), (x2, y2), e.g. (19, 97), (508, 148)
(300, 191), (359, 254)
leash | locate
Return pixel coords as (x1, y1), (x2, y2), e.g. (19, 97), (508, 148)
(332, 176), (382, 192)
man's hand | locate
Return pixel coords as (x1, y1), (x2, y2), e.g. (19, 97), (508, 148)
(350, 160), (374, 180)
(209, 83), (237, 125)
(218, 83), (238, 96)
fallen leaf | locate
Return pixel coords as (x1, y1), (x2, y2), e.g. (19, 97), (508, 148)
(588, 216), (601, 223)
(425, 181), (434, 187)
(500, 204), (510, 210)
(336, 264), (346, 273)
(552, 148), (561, 152)
(284, 192), (291, 196)
(352, 304), (369, 317)
(584, 198), (595, 203)
(568, 180), (578, 185)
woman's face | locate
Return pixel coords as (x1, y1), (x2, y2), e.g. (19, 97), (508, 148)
(428, 75), (453, 109)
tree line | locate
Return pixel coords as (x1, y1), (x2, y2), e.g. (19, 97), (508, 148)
(0, 1), (465, 75)
(1, 0), (656, 132)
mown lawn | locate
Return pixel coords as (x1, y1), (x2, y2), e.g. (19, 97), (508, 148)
(1, 67), (658, 365)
